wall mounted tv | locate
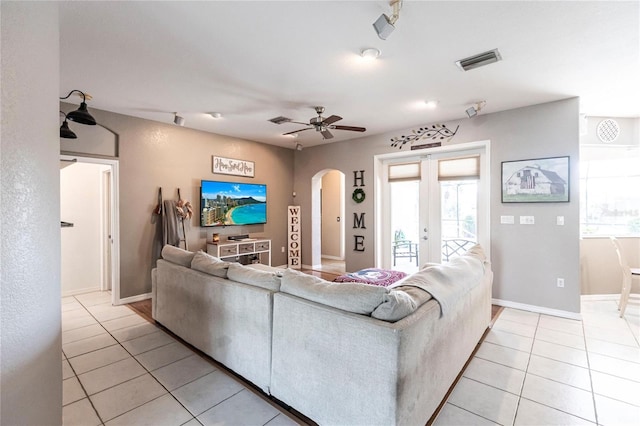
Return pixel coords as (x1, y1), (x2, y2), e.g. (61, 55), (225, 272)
(200, 180), (267, 227)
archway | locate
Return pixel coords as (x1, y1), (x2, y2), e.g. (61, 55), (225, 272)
(311, 169), (345, 272)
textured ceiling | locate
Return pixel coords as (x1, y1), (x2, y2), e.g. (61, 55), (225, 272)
(60, 1), (640, 149)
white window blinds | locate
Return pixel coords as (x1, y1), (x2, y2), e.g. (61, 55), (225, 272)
(388, 162), (420, 182)
(438, 156), (480, 181)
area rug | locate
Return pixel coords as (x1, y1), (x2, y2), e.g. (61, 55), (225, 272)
(333, 268), (407, 287)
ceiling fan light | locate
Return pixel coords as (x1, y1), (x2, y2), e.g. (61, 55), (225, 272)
(60, 120), (77, 139)
(209, 112), (223, 119)
(66, 102), (97, 125)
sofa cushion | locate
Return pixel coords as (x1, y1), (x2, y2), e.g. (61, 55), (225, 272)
(280, 269), (388, 315)
(371, 286), (434, 322)
(161, 245), (195, 267)
(191, 251), (231, 278)
(227, 262), (281, 291)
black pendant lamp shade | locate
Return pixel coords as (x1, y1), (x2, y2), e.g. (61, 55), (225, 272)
(59, 111), (77, 139)
(66, 101), (96, 125)
(60, 90), (97, 126)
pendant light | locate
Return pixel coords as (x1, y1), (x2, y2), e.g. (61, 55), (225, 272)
(60, 90), (97, 125)
(59, 111), (77, 139)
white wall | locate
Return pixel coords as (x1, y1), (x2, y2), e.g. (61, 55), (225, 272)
(294, 98), (581, 314)
(61, 162), (110, 296)
(1, 2), (62, 423)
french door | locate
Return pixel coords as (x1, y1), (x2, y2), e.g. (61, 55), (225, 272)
(384, 146), (488, 272)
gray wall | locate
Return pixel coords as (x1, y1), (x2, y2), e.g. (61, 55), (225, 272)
(294, 98), (581, 313)
(1, 2), (62, 424)
(60, 106), (294, 298)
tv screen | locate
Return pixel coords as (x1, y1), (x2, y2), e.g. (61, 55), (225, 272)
(200, 180), (267, 227)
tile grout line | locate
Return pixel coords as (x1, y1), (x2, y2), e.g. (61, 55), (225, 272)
(64, 295), (107, 426)
(509, 312), (540, 425)
(582, 308), (600, 425)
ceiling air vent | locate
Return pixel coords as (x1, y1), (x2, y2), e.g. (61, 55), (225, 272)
(597, 119), (620, 143)
(268, 116), (292, 125)
(455, 48), (502, 71)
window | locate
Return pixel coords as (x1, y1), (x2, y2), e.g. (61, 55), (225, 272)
(580, 145), (640, 236)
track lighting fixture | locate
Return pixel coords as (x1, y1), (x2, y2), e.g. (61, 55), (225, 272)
(174, 113), (185, 126)
(59, 111), (77, 139)
(466, 101), (486, 118)
(59, 90), (96, 125)
(373, 0), (402, 40)
(295, 143), (303, 151)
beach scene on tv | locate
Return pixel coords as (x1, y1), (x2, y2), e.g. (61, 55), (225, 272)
(200, 181), (267, 227)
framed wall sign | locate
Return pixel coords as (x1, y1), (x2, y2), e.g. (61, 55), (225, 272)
(212, 156), (254, 178)
(502, 156), (570, 203)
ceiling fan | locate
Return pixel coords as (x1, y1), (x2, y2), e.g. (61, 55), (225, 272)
(270, 106), (366, 140)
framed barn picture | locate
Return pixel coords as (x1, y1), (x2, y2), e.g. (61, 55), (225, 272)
(501, 156), (570, 203)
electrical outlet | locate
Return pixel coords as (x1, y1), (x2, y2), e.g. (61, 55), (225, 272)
(281, 246), (285, 253)
(557, 278), (565, 288)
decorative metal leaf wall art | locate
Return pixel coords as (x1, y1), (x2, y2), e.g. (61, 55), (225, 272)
(390, 124), (459, 149)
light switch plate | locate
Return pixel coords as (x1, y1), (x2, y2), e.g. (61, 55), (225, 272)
(520, 216), (535, 225)
(500, 215), (515, 224)
(557, 216), (565, 225)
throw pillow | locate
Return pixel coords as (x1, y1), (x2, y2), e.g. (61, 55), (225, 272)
(191, 251), (230, 278)
(161, 245), (195, 267)
(280, 269), (388, 315)
(227, 263), (281, 292)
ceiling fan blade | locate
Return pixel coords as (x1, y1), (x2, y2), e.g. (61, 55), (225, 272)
(332, 125), (366, 132)
(321, 129), (334, 139)
(290, 121), (311, 126)
(323, 115), (342, 125)
(283, 128), (312, 135)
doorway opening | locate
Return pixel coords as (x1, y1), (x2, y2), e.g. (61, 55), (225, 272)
(60, 155), (120, 305)
(311, 169), (346, 274)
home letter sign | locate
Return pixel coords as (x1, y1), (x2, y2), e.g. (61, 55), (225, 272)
(288, 205), (301, 269)
(352, 170), (366, 252)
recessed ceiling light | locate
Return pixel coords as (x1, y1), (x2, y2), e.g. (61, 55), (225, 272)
(209, 112), (223, 119)
(425, 100), (438, 108)
(360, 48), (381, 59)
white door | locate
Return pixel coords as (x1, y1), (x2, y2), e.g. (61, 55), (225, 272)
(387, 146), (488, 272)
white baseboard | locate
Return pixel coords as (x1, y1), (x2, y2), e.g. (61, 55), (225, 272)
(580, 294), (620, 301)
(492, 298), (582, 321)
(62, 286), (102, 298)
(116, 292), (151, 306)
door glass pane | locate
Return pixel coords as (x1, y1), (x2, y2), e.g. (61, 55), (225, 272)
(390, 180), (419, 273)
(441, 180), (478, 262)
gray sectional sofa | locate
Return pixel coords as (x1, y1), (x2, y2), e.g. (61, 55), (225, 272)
(152, 244), (493, 425)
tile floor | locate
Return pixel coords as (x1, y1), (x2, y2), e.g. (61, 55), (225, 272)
(61, 292), (301, 426)
(435, 297), (640, 426)
(63, 292), (639, 426)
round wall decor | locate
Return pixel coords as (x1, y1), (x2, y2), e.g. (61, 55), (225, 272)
(352, 188), (366, 203)
(597, 119), (620, 143)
